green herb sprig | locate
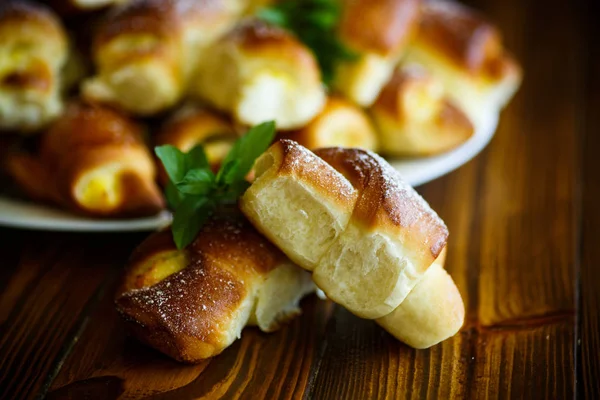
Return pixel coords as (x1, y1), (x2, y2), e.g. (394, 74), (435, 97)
(258, 0), (357, 85)
(155, 121), (277, 250)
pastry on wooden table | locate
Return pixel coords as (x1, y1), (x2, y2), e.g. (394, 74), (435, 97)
(5, 102), (164, 217)
(334, 0), (421, 107)
(240, 140), (464, 348)
(115, 215), (316, 363)
(403, 0), (522, 127)
(281, 97), (378, 152)
(155, 105), (239, 184)
(82, 0), (246, 115)
(0, 0), (68, 132)
(192, 20), (326, 130)
(371, 66), (473, 156)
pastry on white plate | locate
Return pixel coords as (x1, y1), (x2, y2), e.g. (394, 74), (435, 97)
(192, 20), (326, 130)
(403, 0), (522, 127)
(371, 66), (473, 156)
(83, 0), (246, 115)
(333, 0), (421, 107)
(0, 1), (68, 132)
(281, 97), (378, 151)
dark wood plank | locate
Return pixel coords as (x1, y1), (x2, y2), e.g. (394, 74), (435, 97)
(578, 1), (600, 396)
(47, 289), (334, 400)
(0, 232), (142, 400)
(310, 307), (574, 399)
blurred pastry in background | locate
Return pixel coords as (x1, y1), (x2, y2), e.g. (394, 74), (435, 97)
(371, 66), (473, 156)
(0, 1), (68, 133)
(403, 0), (522, 127)
(334, 0), (421, 107)
(155, 105), (239, 184)
(5, 102), (164, 217)
(45, 0), (129, 16)
(192, 20), (326, 130)
(115, 216), (316, 363)
(82, 0), (247, 115)
(281, 97), (378, 151)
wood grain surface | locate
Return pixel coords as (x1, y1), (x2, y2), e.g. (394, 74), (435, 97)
(1, 0), (598, 399)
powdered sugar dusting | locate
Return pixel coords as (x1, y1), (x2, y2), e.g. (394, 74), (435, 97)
(280, 140), (356, 202)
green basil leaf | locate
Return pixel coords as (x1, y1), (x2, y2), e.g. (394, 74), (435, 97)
(186, 144), (210, 170)
(155, 145), (187, 183)
(215, 159), (239, 185)
(223, 180), (251, 202)
(257, 7), (288, 26)
(172, 196), (213, 249)
(220, 121), (276, 183)
(176, 169), (215, 195)
(165, 180), (184, 209)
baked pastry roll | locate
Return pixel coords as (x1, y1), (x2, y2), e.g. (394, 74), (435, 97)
(375, 247), (464, 348)
(403, 0), (522, 127)
(155, 106), (239, 184)
(334, 0), (421, 107)
(371, 66), (473, 156)
(240, 140), (463, 347)
(83, 0), (246, 115)
(6, 102), (164, 217)
(115, 216), (316, 363)
(281, 97), (378, 151)
(192, 20), (326, 130)
(0, 1), (68, 132)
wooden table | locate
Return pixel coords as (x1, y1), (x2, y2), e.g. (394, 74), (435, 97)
(1, 0), (599, 398)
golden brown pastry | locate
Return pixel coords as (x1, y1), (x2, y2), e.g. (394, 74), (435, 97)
(371, 66), (473, 156)
(334, 0), (421, 107)
(6, 102), (164, 217)
(0, 1), (68, 132)
(403, 0), (522, 127)
(155, 105), (239, 184)
(240, 140), (463, 347)
(192, 20), (326, 130)
(375, 247), (464, 348)
(115, 216), (316, 363)
(83, 0), (246, 115)
(281, 97), (378, 152)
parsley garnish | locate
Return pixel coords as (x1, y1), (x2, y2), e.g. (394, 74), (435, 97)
(258, 0), (357, 85)
(155, 121), (277, 249)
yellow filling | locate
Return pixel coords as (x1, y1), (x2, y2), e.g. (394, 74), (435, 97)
(75, 164), (122, 211)
(132, 251), (189, 289)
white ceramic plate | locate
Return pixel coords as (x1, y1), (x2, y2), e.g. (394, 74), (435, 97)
(0, 112), (498, 232)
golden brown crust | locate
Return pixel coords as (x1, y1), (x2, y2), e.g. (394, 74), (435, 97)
(155, 107), (238, 183)
(225, 19), (320, 75)
(5, 102), (164, 217)
(115, 217), (289, 362)
(339, 0), (421, 55)
(314, 147), (448, 259)
(0, 1), (65, 39)
(372, 68), (473, 155)
(280, 97), (378, 151)
(271, 139), (358, 206)
(415, 0), (517, 79)
(95, 0), (229, 45)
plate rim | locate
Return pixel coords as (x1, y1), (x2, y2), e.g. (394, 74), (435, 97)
(0, 112), (498, 232)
